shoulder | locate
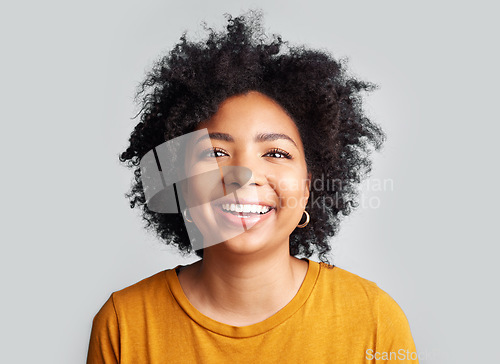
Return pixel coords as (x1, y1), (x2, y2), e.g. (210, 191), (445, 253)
(91, 268), (176, 322)
(113, 269), (170, 299)
(91, 267), (179, 332)
(315, 264), (409, 323)
(107, 268), (178, 313)
(320, 264), (415, 341)
(316, 263), (380, 303)
(87, 269), (177, 362)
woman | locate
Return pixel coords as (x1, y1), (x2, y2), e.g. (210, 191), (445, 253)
(87, 10), (419, 363)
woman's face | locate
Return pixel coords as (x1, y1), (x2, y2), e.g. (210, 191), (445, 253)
(183, 91), (311, 256)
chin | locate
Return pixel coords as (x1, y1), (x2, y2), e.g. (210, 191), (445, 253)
(214, 235), (270, 255)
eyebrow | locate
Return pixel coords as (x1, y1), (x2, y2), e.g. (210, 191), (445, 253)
(195, 132), (298, 149)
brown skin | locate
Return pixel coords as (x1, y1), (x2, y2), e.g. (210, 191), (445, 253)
(178, 91), (311, 326)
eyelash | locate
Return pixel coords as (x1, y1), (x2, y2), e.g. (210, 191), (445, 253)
(202, 147), (292, 159)
(266, 148), (292, 159)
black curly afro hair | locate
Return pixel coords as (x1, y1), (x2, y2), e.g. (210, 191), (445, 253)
(118, 9), (386, 264)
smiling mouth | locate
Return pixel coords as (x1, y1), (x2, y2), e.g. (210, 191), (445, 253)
(219, 203), (274, 217)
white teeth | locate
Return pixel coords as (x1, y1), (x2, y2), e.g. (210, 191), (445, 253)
(220, 203), (272, 214)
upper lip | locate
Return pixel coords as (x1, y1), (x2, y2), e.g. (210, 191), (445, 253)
(213, 197), (276, 208)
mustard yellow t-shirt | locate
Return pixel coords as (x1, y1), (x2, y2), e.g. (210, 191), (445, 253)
(87, 259), (419, 363)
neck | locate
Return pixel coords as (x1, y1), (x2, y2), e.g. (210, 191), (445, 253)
(179, 243), (308, 326)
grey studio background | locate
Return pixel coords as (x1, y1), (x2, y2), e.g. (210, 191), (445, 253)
(1, 0), (498, 363)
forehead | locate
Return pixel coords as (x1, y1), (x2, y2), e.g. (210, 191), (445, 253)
(195, 91), (303, 147)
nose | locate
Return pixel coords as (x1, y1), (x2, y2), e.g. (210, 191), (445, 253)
(221, 165), (255, 187)
(220, 160), (266, 188)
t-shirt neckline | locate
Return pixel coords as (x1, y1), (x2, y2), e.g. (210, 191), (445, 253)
(164, 258), (320, 338)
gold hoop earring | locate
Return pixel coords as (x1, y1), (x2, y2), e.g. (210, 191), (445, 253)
(297, 210), (310, 228)
(183, 209), (193, 223)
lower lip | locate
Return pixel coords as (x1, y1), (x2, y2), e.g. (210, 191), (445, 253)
(213, 205), (275, 229)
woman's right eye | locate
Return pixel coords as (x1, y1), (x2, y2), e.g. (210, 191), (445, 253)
(201, 147), (228, 158)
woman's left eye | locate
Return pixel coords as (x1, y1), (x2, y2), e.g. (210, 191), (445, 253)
(264, 148), (292, 159)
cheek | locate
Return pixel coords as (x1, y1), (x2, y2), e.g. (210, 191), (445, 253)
(269, 174), (308, 210)
(184, 163), (223, 206)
